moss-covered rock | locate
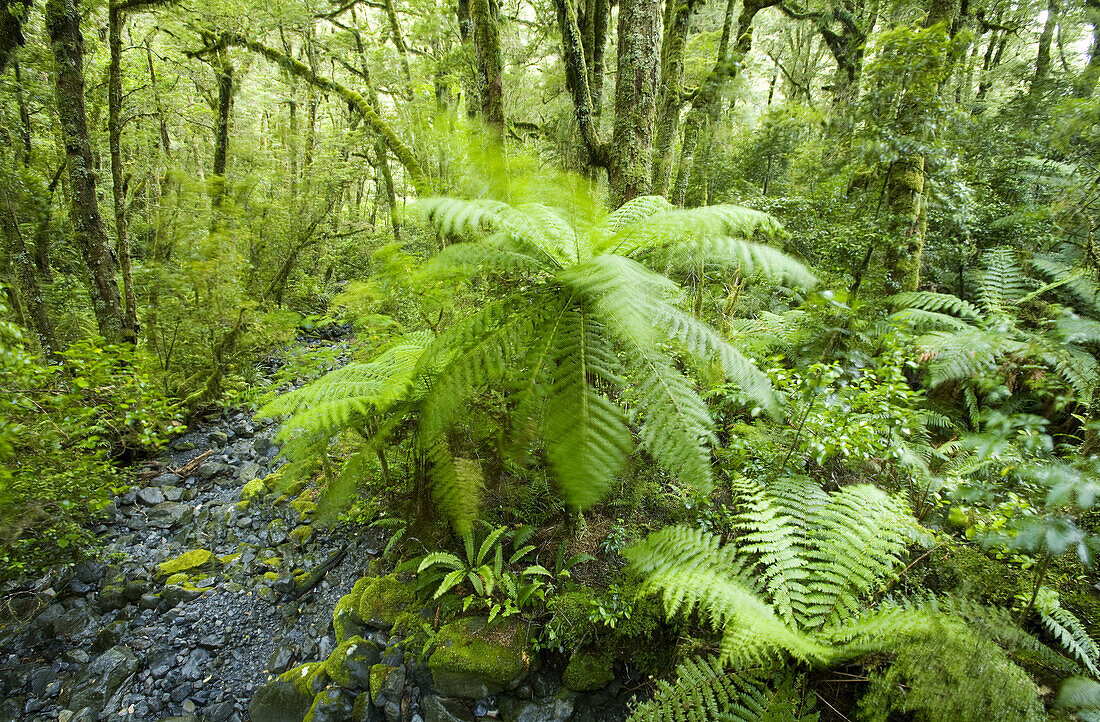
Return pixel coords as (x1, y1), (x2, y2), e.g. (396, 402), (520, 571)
(279, 661), (329, 698)
(248, 678), (313, 722)
(369, 664), (395, 701)
(290, 525), (314, 545)
(164, 573), (189, 586)
(562, 650), (614, 692)
(356, 574), (415, 631)
(240, 477), (266, 505)
(303, 687), (355, 722)
(334, 577), (372, 642)
(157, 549), (222, 577)
(428, 617), (530, 698)
(321, 635), (381, 688)
(290, 498), (317, 521)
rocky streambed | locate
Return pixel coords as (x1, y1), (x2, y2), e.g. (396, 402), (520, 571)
(0, 343), (638, 722)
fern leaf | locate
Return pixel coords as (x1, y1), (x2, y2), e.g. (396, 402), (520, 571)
(543, 308), (631, 508)
(588, 195), (674, 242)
(977, 246), (1029, 313)
(1037, 589), (1100, 678)
(889, 291), (982, 321)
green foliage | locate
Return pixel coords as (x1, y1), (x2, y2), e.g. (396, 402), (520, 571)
(0, 315), (180, 578)
(628, 660), (817, 722)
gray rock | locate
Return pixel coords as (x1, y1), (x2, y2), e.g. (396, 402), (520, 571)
(150, 473), (181, 487)
(231, 421), (255, 438)
(249, 679), (313, 722)
(500, 696), (575, 722)
(422, 696), (475, 722)
(137, 486), (166, 506)
(208, 431), (229, 446)
(181, 647), (212, 680)
(238, 461), (263, 481)
(163, 486), (184, 502)
(146, 502), (193, 530)
(64, 645), (138, 715)
(267, 644), (295, 674)
(196, 462), (222, 480)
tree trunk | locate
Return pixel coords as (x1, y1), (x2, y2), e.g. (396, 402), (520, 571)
(472, 0), (505, 139)
(0, 0), (30, 75)
(46, 0), (128, 344)
(109, 5), (140, 341)
(211, 47), (234, 217)
(607, 0), (662, 208)
(652, 0), (701, 197)
(1030, 0), (1059, 98)
(1, 190), (58, 359)
(13, 60), (31, 166)
(556, 0), (609, 167)
(1076, 0), (1100, 97)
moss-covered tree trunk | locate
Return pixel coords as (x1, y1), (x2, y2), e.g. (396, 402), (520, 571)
(109, 4), (140, 342)
(608, 0), (662, 208)
(1, 192), (58, 359)
(472, 0), (505, 140)
(211, 47), (234, 217)
(1076, 0), (1100, 97)
(46, 0), (128, 344)
(882, 0), (960, 292)
(0, 0), (30, 74)
(652, 0), (701, 197)
(1030, 0), (1059, 99)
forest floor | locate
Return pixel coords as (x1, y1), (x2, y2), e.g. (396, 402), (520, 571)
(0, 337), (382, 721)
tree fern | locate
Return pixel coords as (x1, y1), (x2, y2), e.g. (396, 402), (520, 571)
(1036, 587), (1100, 678)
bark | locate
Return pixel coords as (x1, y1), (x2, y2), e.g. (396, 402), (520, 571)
(608, 0), (662, 208)
(0, 0), (30, 74)
(1030, 0), (1059, 98)
(13, 60), (31, 166)
(1, 190), (58, 359)
(211, 48), (234, 189)
(555, 0), (609, 166)
(472, 0), (505, 139)
(109, 4), (140, 341)
(652, 0), (702, 196)
(199, 33), (429, 193)
(882, 0), (960, 292)
(46, 0), (128, 344)
(1076, 0), (1100, 97)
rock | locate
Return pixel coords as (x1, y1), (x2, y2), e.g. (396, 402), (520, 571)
(306, 687), (356, 722)
(428, 618), (530, 699)
(157, 549), (223, 577)
(150, 472), (181, 487)
(146, 502), (194, 529)
(265, 519), (289, 546)
(500, 695), (575, 722)
(137, 486), (166, 506)
(238, 461), (263, 482)
(268, 644), (296, 674)
(421, 696), (475, 722)
(196, 462), (222, 480)
(239, 478), (266, 505)
(231, 420), (255, 438)
(64, 645), (138, 715)
(163, 486), (183, 502)
(249, 679), (313, 722)
(161, 586), (205, 605)
(172, 440), (196, 451)
(356, 575), (415, 631)
(91, 621), (126, 653)
(208, 430), (228, 446)
(181, 648), (212, 679)
(562, 651), (614, 692)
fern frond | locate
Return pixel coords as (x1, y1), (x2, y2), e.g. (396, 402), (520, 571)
(1058, 314), (1100, 347)
(423, 241), (551, 277)
(803, 485), (913, 630)
(599, 204), (784, 259)
(587, 195), (674, 242)
(625, 526), (832, 667)
(660, 306), (779, 416)
(428, 446), (484, 536)
(918, 328), (1016, 387)
(889, 291), (982, 322)
(978, 246), (1029, 313)
(890, 307), (973, 332)
(543, 308), (632, 508)
(1037, 589), (1100, 678)
(641, 236), (815, 288)
(626, 660), (815, 722)
(1031, 253), (1100, 311)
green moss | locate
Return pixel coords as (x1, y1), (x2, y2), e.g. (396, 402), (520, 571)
(356, 574), (415, 630)
(258, 556), (281, 570)
(263, 470), (284, 492)
(279, 661), (328, 697)
(369, 664), (394, 700)
(165, 573), (189, 586)
(334, 577), (372, 641)
(240, 477), (266, 504)
(219, 552), (241, 565)
(322, 636), (369, 687)
(262, 571), (279, 583)
(290, 525), (314, 545)
(234, 500), (250, 513)
(157, 549), (222, 577)
(290, 498), (317, 520)
(428, 617), (530, 698)
(352, 692), (372, 720)
(562, 650), (614, 691)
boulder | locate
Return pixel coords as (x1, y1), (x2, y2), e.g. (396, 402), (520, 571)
(421, 696), (475, 722)
(500, 695), (575, 722)
(562, 650), (613, 692)
(136, 486), (165, 506)
(305, 687), (356, 722)
(356, 575), (415, 631)
(64, 645), (137, 715)
(428, 618), (530, 699)
(146, 502), (193, 529)
(249, 679), (313, 722)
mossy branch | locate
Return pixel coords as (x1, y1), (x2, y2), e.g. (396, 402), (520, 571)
(188, 32), (429, 194)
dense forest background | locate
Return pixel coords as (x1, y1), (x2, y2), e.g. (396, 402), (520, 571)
(5, 0), (1100, 717)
